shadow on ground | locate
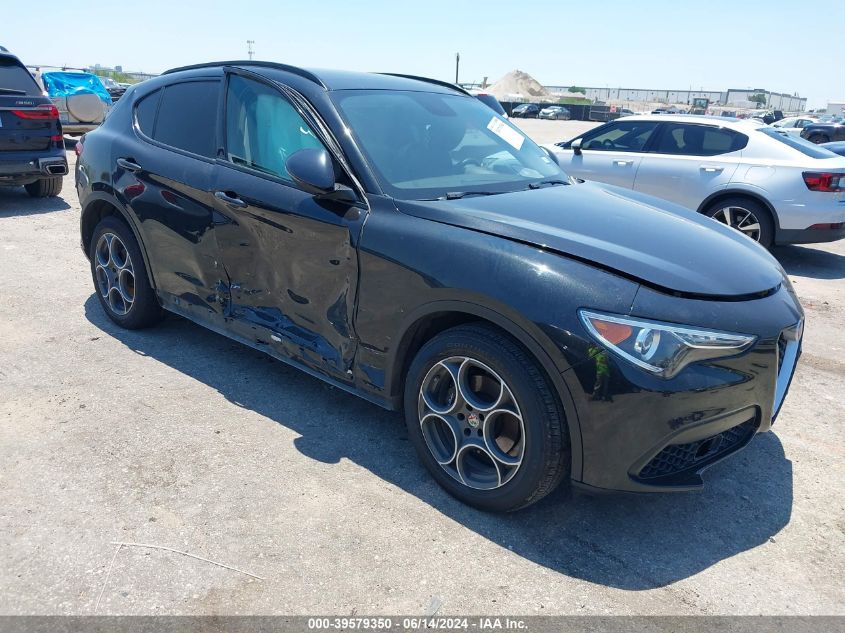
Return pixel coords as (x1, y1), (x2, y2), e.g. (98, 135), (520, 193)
(85, 295), (793, 591)
(773, 244), (845, 280)
(0, 186), (71, 215)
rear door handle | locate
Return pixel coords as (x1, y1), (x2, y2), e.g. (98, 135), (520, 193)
(613, 160), (634, 166)
(214, 190), (247, 208)
(701, 165), (724, 173)
(117, 157), (142, 172)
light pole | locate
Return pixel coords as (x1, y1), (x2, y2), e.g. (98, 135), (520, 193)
(455, 52), (460, 85)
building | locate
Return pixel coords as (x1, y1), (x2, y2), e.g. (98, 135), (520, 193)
(827, 101), (845, 116)
(544, 85), (807, 112)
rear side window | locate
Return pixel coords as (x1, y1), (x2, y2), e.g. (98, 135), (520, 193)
(0, 58), (40, 95)
(224, 74), (325, 180)
(153, 81), (219, 158)
(134, 89), (160, 136)
(653, 123), (747, 156)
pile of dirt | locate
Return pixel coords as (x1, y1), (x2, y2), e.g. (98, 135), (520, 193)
(485, 70), (553, 102)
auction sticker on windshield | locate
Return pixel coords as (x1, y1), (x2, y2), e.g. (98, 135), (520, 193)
(487, 117), (524, 151)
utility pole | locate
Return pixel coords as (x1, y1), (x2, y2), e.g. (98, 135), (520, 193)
(247, 40), (255, 60)
(455, 52), (460, 85)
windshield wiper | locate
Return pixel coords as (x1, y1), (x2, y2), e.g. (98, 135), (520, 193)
(527, 179), (570, 190)
(0, 88), (27, 95)
(440, 191), (501, 200)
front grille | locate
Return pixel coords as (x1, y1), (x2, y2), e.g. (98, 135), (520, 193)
(777, 334), (787, 375)
(637, 418), (757, 482)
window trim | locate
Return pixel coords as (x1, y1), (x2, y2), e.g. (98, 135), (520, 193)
(132, 76), (223, 164)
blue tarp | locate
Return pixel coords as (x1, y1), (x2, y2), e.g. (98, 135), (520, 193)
(41, 72), (111, 105)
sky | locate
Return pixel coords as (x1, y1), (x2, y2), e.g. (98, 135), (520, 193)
(2, 0), (838, 108)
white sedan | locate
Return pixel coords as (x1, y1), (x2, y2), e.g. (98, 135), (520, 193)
(771, 116), (818, 138)
(545, 114), (845, 247)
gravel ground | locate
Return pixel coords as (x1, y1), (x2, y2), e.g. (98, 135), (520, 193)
(1, 126), (843, 615)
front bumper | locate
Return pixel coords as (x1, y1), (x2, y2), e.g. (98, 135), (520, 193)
(566, 283), (803, 493)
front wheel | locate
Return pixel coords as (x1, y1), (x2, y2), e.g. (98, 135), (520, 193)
(807, 134), (829, 144)
(404, 324), (570, 512)
(705, 197), (774, 248)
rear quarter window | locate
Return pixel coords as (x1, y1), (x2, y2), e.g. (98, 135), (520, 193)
(0, 58), (41, 95)
(134, 89), (160, 136)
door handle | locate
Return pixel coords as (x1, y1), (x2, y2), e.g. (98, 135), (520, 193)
(117, 157), (142, 172)
(613, 160), (634, 166)
(700, 165), (724, 173)
(214, 190), (247, 208)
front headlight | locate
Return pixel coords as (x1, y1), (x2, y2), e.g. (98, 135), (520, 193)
(579, 310), (756, 379)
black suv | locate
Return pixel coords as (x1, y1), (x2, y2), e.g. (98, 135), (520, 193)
(76, 61), (802, 511)
(0, 52), (67, 197)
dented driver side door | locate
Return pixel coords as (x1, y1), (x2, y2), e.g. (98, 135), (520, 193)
(211, 71), (365, 380)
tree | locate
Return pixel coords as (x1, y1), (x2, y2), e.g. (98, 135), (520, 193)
(569, 86), (586, 95)
(748, 93), (768, 105)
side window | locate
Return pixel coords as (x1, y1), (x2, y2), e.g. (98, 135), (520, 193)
(653, 124), (747, 156)
(153, 81), (219, 158)
(224, 74), (325, 180)
(582, 121), (658, 151)
(134, 89), (160, 136)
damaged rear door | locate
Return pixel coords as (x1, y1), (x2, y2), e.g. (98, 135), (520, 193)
(212, 71), (365, 380)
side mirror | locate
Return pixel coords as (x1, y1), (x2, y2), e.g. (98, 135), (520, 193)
(286, 148), (358, 203)
(571, 138), (583, 156)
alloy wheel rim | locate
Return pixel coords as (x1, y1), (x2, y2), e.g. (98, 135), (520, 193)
(712, 206), (762, 242)
(418, 356), (525, 490)
(95, 232), (135, 315)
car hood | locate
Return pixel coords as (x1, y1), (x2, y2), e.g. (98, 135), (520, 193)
(394, 182), (784, 298)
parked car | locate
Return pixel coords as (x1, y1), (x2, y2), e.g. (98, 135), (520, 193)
(76, 62), (802, 511)
(771, 116), (818, 138)
(546, 114), (845, 247)
(618, 108), (635, 117)
(800, 120), (845, 144)
(511, 103), (541, 118)
(539, 105), (570, 120)
(468, 90), (507, 118)
(0, 52), (67, 197)
(40, 71), (111, 135)
(97, 76), (127, 102)
(821, 141), (845, 157)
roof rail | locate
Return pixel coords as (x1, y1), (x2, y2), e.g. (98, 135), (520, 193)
(163, 60), (326, 88)
(378, 73), (470, 96)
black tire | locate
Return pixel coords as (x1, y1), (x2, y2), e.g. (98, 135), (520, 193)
(89, 215), (162, 329)
(24, 177), (62, 198)
(404, 323), (570, 512)
(704, 196), (774, 248)
(807, 134), (829, 144)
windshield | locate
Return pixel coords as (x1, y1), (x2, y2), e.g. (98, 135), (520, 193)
(760, 128), (838, 159)
(0, 58), (40, 95)
(333, 90), (565, 200)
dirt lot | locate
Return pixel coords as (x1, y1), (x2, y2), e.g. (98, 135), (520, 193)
(1, 124), (843, 615)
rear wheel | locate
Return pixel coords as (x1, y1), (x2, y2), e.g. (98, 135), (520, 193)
(404, 324), (569, 512)
(807, 133), (829, 144)
(705, 196), (774, 248)
(89, 215), (162, 329)
(24, 177), (62, 198)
